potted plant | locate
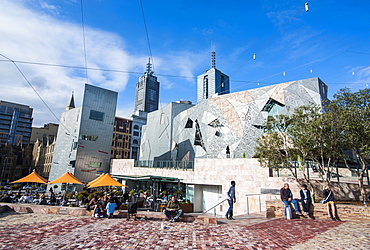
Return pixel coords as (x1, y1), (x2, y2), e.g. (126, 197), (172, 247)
(181, 200), (194, 213)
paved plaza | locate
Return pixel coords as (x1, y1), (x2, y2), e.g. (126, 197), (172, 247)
(0, 212), (369, 249)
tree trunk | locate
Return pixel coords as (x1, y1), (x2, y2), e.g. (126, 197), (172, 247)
(358, 172), (367, 203)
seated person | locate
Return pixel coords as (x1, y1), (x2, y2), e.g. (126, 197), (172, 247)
(0, 194), (12, 203)
(106, 198), (117, 219)
(280, 183), (302, 216)
(92, 204), (106, 218)
(163, 196), (182, 222)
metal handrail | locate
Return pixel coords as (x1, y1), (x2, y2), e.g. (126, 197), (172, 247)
(202, 198), (228, 216)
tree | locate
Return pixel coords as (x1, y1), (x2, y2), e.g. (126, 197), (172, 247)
(255, 114), (303, 184)
(327, 88), (370, 203)
(289, 104), (343, 185)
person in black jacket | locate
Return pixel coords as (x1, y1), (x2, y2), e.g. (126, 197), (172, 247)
(322, 185), (339, 220)
(300, 184), (311, 215)
(280, 183), (301, 216)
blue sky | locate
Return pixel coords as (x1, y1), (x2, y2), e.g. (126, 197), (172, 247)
(0, 0), (369, 126)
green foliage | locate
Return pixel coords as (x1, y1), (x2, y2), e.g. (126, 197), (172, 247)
(31, 185), (37, 190)
(53, 185), (58, 189)
(255, 87), (370, 201)
(0, 186), (4, 191)
(65, 192), (74, 199)
(61, 184), (66, 191)
(129, 190), (135, 196)
(11, 184), (22, 190)
(76, 191), (89, 200)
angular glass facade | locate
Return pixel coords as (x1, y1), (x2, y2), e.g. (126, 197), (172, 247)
(0, 101), (33, 147)
(48, 84), (117, 187)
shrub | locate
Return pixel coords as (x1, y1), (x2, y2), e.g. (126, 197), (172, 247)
(65, 192), (74, 199)
(76, 192), (88, 200)
(11, 184), (22, 190)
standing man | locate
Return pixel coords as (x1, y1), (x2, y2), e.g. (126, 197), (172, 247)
(225, 180), (236, 220)
(280, 183), (301, 216)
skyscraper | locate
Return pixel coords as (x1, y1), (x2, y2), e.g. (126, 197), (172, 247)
(197, 51), (230, 103)
(48, 84), (117, 189)
(130, 59), (160, 160)
(0, 100), (33, 147)
(134, 58), (160, 113)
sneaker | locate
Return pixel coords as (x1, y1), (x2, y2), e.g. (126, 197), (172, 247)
(229, 217), (235, 220)
(296, 212), (302, 216)
(225, 215), (229, 220)
(170, 219), (174, 223)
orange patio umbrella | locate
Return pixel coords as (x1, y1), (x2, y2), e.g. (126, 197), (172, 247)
(88, 174), (127, 188)
(86, 173), (106, 187)
(11, 170), (48, 184)
(48, 172), (84, 185)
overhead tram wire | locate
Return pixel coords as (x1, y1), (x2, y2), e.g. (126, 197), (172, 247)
(292, 29), (370, 79)
(229, 1), (310, 79)
(0, 54), (73, 136)
(140, 0), (155, 72)
(0, 59), (198, 79)
(229, 51), (345, 92)
(217, 2), (311, 93)
(80, 0), (89, 84)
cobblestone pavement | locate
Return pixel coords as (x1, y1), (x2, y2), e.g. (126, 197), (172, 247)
(0, 213), (369, 249)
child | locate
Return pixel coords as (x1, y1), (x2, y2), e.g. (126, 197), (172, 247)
(106, 198), (117, 219)
(300, 184), (311, 216)
(93, 204), (105, 218)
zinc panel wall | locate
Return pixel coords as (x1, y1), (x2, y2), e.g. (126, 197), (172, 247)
(74, 84), (117, 183)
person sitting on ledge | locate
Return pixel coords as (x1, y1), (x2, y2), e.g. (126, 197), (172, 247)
(163, 195), (183, 222)
(280, 183), (302, 216)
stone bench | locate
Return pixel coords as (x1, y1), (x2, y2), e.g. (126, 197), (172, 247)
(266, 199), (370, 221)
(2, 203), (201, 222)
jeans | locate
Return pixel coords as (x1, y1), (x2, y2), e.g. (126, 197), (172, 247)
(283, 199), (300, 214)
(225, 199), (233, 218)
(163, 209), (183, 220)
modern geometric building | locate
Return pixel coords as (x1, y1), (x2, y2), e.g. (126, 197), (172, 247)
(140, 101), (194, 161)
(111, 77), (329, 216)
(141, 77), (328, 162)
(48, 84), (117, 188)
(197, 51), (230, 103)
(0, 100), (33, 147)
(111, 117), (132, 159)
(130, 59), (160, 160)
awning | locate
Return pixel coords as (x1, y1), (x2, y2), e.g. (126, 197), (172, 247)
(111, 174), (180, 182)
(88, 174), (128, 188)
(87, 173), (106, 187)
(48, 172), (84, 185)
(11, 170), (48, 184)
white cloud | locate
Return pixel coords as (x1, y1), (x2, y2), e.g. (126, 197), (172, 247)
(0, 0), (133, 126)
(0, 0), (203, 127)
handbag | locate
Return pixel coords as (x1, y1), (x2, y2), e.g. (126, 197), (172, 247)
(321, 190), (332, 204)
(320, 199), (327, 204)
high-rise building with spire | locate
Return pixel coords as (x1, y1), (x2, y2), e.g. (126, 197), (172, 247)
(130, 58), (160, 160)
(197, 51), (230, 103)
(134, 58), (160, 113)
